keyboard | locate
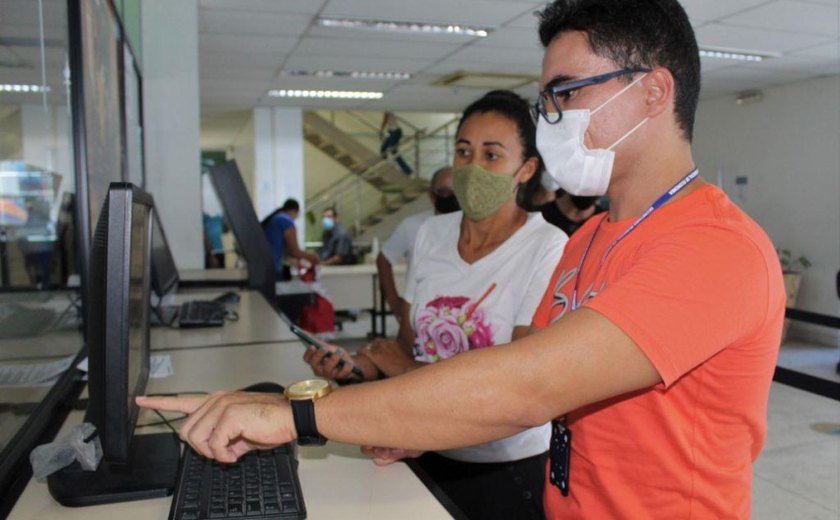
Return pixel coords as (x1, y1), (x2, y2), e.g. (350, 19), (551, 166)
(178, 300), (225, 328)
(169, 445), (306, 520)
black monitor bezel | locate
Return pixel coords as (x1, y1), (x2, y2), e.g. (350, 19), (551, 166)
(86, 182), (153, 463)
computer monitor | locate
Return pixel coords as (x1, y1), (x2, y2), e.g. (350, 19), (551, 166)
(48, 183), (179, 506)
(208, 160), (276, 299)
(150, 207), (179, 300)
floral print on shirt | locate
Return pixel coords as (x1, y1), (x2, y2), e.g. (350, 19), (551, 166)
(414, 295), (495, 362)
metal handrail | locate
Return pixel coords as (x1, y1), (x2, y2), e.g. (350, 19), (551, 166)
(306, 115), (460, 208)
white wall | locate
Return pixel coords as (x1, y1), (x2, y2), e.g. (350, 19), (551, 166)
(20, 104), (73, 191)
(229, 114), (255, 201)
(141, 0), (203, 269)
(694, 75), (840, 345)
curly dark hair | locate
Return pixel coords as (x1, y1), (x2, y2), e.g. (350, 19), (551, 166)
(457, 90), (544, 210)
(538, 0), (700, 141)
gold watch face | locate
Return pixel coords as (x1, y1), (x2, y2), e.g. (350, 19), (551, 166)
(285, 379), (332, 400)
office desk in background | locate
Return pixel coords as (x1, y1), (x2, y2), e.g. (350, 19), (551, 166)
(7, 341), (453, 520)
(152, 289), (297, 351)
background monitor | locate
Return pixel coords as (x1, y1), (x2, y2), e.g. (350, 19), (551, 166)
(208, 160), (276, 299)
(150, 207), (179, 300)
(48, 183), (179, 506)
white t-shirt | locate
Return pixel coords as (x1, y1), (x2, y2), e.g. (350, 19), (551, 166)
(381, 210), (433, 267)
(404, 211), (568, 463)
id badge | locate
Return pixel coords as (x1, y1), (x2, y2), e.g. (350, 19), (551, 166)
(549, 420), (572, 496)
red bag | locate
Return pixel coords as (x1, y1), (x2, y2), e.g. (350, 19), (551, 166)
(295, 259), (334, 332)
(299, 293), (335, 333)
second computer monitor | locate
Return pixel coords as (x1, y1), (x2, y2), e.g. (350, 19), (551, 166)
(208, 160), (276, 299)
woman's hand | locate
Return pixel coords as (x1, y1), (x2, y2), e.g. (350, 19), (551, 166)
(357, 338), (422, 377)
(302, 342), (379, 381)
(361, 446), (425, 466)
(136, 391), (295, 463)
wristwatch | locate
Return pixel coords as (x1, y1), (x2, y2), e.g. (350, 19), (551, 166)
(284, 379), (333, 446)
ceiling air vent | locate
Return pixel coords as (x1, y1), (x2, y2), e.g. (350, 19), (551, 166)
(432, 71), (538, 90)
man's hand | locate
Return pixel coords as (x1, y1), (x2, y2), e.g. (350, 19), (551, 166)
(136, 391), (295, 463)
(361, 446), (424, 466)
(302, 343), (379, 381)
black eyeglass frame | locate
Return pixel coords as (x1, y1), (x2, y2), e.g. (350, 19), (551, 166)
(532, 67), (652, 124)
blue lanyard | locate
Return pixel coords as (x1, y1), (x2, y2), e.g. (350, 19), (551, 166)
(571, 169), (700, 311)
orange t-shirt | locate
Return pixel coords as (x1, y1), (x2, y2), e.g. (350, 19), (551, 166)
(532, 185), (785, 519)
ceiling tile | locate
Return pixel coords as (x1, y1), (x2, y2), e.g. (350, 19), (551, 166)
(200, 51), (287, 70)
(445, 43), (542, 68)
(723, 1), (840, 37)
(791, 40), (840, 59)
(695, 23), (834, 53)
(268, 76), (401, 91)
(199, 0), (325, 15)
(200, 33), (300, 54)
(199, 10), (312, 37)
(294, 36), (459, 60)
(283, 54), (434, 74)
(480, 26), (542, 50)
(679, 0), (773, 22)
(321, 0), (532, 26)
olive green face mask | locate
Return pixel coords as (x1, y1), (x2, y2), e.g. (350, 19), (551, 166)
(452, 163), (518, 221)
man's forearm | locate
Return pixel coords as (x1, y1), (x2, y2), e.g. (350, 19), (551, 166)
(312, 309), (661, 452)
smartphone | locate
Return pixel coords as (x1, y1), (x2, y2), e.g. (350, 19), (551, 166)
(290, 325), (365, 379)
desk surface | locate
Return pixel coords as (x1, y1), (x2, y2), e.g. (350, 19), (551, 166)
(8, 342), (452, 520)
(151, 289), (297, 351)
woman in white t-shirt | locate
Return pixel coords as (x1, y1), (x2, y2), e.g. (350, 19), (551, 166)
(304, 91), (568, 520)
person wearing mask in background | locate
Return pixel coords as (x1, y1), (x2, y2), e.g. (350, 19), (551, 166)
(538, 186), (605, 236)
(139, 1), (785, 518)
(319, 207), (354, 266)
(307, 91), (568, 520)
(376, 166), (459, 321)
(261, 198), (320, 280)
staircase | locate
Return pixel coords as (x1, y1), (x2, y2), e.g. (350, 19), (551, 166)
(303, 112), (433, 236)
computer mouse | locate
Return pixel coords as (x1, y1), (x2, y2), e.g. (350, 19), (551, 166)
(241, 381), (285, 394)
(213, 291), (241, 304)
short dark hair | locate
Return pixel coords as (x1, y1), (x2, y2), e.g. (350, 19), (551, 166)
(323, 207), (337, 217)
(538, 0), (700, 141)
(457, 90), (544, 210)
(280, 198), (300, 212)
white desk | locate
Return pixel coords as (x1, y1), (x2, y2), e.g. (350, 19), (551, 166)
(152, 289), (297, 351)
(7, 342), (452, 520)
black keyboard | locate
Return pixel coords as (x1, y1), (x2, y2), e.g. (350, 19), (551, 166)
(178, 300), (225, 328)
(169, 445), (306, 520)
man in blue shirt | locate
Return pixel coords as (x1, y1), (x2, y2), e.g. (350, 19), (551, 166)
(261, 199), (319, 278)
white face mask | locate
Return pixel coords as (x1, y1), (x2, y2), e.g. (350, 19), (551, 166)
(536, 73), (648, 196)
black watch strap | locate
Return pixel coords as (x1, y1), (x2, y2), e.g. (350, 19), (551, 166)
(290, 399), (326, 446)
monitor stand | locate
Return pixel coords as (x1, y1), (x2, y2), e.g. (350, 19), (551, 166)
(48, 432), (180, 507)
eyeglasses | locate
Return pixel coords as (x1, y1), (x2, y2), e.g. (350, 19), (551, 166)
(532, 68), (651, 124)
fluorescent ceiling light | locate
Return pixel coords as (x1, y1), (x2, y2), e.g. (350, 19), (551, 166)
(316, 17), (491, 38)
(699, 47), (778, 62)
(282, 70), (411, 81)
(268, 89), (384, 100)
(0, 84), (51, 93)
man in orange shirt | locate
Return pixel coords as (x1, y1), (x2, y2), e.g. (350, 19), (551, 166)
(139, 1), (785, 518)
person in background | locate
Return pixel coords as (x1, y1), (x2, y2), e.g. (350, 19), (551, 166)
(201, 171), (225, 268)
(538, 187), (605, 236)
(376, 166), (458, 320)
(308, 90), (568, 520)
(261, 198), (319, 280)
(319, 207), (354, 266)
(380, 111), (413, 175)
(138, 1), (786, 519)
